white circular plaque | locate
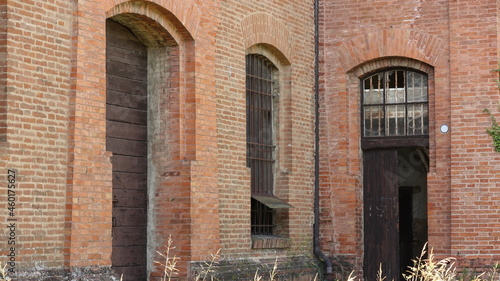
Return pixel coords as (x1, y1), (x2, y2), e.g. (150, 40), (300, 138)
(440, 124), (449, 133)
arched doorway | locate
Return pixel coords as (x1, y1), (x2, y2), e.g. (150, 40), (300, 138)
(106, 19), (148, 280)
(362, 69), (429, 281)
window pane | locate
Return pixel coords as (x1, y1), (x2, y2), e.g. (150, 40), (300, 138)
(363, 73), (384, 104)
(364, 106), (384, 137)
(386, 105), (406, 136)
(385, 70), (405, 103)
(407, 72), (428, 102)
(362, 69), (428, 138)
(407, 103), (428, 135)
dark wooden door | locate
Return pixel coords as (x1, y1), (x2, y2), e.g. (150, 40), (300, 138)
(106, 19), (148, 281)
(363, 149), (399, 281)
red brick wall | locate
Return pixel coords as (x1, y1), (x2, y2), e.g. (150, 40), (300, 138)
(0, 1), (6, 142)
(449, 0), (500, 264)
(11, 0), (500, 279)
(67, 0), (222, 277)
(0, 0), (219, 278)
(1, 0), (317, 279)
(2, 0), (73, 270)
(216, 0), (316, 260)
(320, 0), (500, 275)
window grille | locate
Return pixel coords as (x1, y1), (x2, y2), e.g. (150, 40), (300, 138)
(246, 54), (276, 235)
(362, 69), (428, 138)
(251, 199), (274, 235)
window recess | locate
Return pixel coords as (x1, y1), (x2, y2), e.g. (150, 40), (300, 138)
(246, 54), (292, 236)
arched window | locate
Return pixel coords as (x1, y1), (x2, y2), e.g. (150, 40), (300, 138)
(246, 53), (291, 236)
(362, 69), (428, 139)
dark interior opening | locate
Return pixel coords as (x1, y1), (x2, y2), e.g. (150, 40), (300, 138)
(397, 147), (428, 277)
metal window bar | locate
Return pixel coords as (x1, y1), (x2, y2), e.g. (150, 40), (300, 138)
(251, 199), (274, 235)
(246, 54), (277, 235)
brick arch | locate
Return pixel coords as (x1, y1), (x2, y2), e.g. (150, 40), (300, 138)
(104, 0), (197, 161)
(345, 55), (437, 170)
(350, 56), (433, 78)
(104, 0), (200, 41)
(337, 28), (445, 72)
(241, 13), (293, 64)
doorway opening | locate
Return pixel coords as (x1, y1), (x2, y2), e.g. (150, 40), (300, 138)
(361, 68), (429, 281)
(363, 147), (428, 281)
(397, 147), (428, 277)
(106, 19), (148, 281)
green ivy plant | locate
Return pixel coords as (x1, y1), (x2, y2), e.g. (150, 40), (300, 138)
(483, 107), (500, 152)
(484, 62), (500, 152)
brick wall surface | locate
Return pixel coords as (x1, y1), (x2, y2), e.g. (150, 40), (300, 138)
(215, 0), (316, 260)
(3, 0), (498, 280)
(1, 0), (316, 280)
(2, 0), (73, 271)
(321, 0), (500, 276)
(448, 0), (500, 264)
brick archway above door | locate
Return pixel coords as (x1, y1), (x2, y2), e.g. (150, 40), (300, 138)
(336, 29), (445, 72)
(104, 0), (202, 39)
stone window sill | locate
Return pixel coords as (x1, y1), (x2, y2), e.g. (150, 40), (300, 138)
(251, 235), (291, 249)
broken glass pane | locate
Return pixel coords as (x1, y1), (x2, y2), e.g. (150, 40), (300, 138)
(386, 105), (406, 136)
(363, 73), (384, 104)
(364, 106), (384, 137)
(385, 70), (405, 103)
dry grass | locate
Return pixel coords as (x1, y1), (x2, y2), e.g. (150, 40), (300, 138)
(0, 262), (11, 281)
(403, 244), (457, 281)
(154, 234), (180, 281)
(154, 236), (317, 281)
(340, 244), (498, 281)
(402, 244), (499, 281)
(1, 241), (496, 281)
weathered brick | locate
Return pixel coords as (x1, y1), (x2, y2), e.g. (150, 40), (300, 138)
(321, 0), (500, 277)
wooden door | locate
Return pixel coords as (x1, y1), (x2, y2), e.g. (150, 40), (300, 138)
(363, 149), (399, 281)
(106, 19), (148, 281)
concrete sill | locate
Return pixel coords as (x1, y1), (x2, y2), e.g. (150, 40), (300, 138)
(251, 235), (291, 249)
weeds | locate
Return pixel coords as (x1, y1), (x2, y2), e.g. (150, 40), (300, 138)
(153, 239), (499, 281)
(195, 249), (221, 281)
(340, 244), (499, 281)
(401, 243), (499, 281)
(376, 264), (386, 281)
(194, 253), (287, 281)
(154, 234), (180, 281)
(403, 243), (456, 281)
(2, 239), (497, 281)
(0, 262), (11, 281)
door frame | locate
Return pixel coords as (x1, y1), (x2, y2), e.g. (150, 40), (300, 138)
(362, 142), (429, 281)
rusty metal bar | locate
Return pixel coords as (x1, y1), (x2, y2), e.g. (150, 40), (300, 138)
(246, 54), (276, 235)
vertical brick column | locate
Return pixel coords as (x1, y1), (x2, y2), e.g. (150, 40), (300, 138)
(188, 0), (222, 262)
(65, 1), (112, 268)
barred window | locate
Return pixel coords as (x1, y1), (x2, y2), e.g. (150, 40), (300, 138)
(246, 54), (291, 236)
(362, 69), (428, 138)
